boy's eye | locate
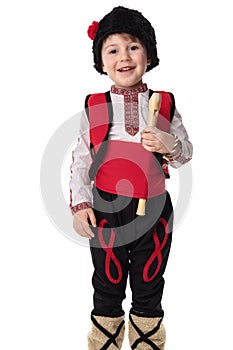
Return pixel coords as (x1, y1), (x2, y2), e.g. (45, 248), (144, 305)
(109, 49), (117, 54)
(130, 45), (139, 51)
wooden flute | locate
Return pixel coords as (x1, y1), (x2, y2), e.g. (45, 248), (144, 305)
(136, 92), (161, 216)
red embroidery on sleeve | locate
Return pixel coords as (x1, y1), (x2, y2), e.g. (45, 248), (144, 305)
(71, 202), (92, 214)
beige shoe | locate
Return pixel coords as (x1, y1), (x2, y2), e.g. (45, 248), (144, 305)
(128, 313), (166, 349)
(88, 315), (125, 349)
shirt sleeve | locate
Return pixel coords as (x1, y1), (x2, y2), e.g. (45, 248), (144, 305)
(69, 110), (93, 213)
(168, 107), (193, 168)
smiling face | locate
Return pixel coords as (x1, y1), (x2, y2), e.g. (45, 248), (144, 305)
(101, 33), (151, 89)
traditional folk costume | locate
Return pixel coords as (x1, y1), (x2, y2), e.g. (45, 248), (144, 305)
(70, 6), (193, 350)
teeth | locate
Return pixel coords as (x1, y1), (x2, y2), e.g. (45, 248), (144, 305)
(120, 67), (131, 71)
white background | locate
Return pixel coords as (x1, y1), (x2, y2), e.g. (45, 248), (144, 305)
(1, 0), (233, 349)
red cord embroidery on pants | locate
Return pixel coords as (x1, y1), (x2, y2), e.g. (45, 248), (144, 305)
(98, 218), (123, 284)
(143, 218), (169, 283)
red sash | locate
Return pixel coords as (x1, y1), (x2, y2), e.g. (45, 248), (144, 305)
(95, 140), (165, 198)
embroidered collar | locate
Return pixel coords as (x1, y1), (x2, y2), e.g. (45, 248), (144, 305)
(110, 83), (148, 95)
(110, 84), (148, 136)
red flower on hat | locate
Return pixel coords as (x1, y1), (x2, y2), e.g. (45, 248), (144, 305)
(87, 21), (99, 40)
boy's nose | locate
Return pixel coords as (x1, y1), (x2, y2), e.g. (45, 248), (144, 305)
(120, 50), (131, 61)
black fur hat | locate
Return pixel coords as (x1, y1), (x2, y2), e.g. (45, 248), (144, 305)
(88, 6), (159, 74)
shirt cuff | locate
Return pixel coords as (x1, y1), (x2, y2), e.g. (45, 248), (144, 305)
(164, 139), (190, 166)
(70, 202), (92, 215)
(164, 136), (182, 161)
(169, 139), (182, 161)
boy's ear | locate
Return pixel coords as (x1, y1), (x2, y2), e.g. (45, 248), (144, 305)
(147, 57), (152, 65)
(102, 62), (107, 73)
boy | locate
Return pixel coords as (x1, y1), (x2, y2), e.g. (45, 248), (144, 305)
(70, 6), (193, 349)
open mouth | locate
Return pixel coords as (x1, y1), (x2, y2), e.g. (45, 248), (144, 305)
(118, 66), (135, 72)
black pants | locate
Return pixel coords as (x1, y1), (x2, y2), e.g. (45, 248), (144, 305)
(90, 187), (173, 318)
